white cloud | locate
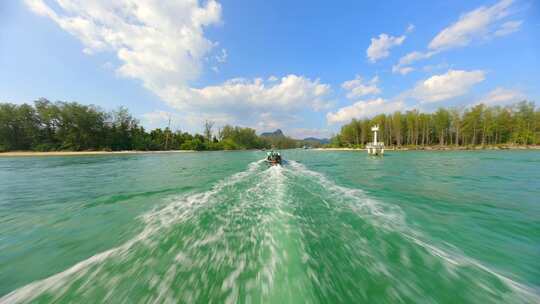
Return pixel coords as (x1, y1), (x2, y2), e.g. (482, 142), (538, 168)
(163, 74), (331, 112)
(215, 48), (227, 63)
(366, 34), (406, 62)
(182, 113), (235, 131)
(422, 63), (450, 72)
(255, 114), (283, 131)
(255, 112), (301, 132)
(410, 70), (485, 103)
(392, 51), (436, 74)
(101, 61), (114, 70)
(341, 76), (380, 99)
(153, 75), (332, 132)
(327, 98), (404, 124)
(142, 110), (172, 126)
(24, 1), (336, 132)
(366, 24), (415, 63)
(287, 128), (333, 139)
(25, 0), (222, 102)
(394, 0), (520, 74)
(141, 110), (182, 130)
(476, 87), (525, 106)
(397, 51), (432, 66)
(25, 0), (58, 19)
(494, 20), (522, 37)
(392, 66), (415, 75)
(142, 110), (237, 132)
(429, 0), (515, 51)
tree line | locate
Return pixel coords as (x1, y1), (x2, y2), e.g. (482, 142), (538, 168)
(0, 98), (300, 152)
(332, 101), (540, 148)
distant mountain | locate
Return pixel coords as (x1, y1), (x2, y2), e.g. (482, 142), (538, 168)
(260, 129), (285, 137)
(259, 130), (329, 144)
(303, 137), (330, 144)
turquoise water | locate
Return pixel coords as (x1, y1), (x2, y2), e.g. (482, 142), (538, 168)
(0, 150), (539, 303)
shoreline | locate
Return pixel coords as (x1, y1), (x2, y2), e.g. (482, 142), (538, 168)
(314, 145), (540, 151)
(0, 150), (196, 157)
(1, 145), (539, 157)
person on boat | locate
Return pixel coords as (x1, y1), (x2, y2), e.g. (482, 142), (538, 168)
(275, 151), (281, 163)
(266, 150), (281, 163)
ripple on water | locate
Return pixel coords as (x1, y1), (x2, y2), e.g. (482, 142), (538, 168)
(1, 158), (538, 303)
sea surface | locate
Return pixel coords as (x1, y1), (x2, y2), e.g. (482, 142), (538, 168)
(0, 150), (539, 303)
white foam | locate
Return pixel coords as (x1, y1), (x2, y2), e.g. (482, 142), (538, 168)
(285, 160), (540, 302)
(4, 158), (537, 303)
(286, 160), (404, 227)
(406, 234), (540, 302)
(0, 160), (265, 304)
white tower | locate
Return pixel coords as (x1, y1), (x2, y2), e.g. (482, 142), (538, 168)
(371, 125), (379, 145)
(367, 125), (384, 156)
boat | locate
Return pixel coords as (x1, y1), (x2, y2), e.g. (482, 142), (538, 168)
(266, 150), (282, 165)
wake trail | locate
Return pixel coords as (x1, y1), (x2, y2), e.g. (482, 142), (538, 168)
(285, 160), (539, 303)
(3, 159), (538, 303)
(0, 159), (267, 304)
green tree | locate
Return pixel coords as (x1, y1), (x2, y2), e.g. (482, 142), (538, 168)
(433, 108), (450, 145)
(512, 101), (535, 144)
(392, 111), (403, 146)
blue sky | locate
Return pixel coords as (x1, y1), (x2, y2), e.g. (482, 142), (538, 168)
(1, 0), (538, 138)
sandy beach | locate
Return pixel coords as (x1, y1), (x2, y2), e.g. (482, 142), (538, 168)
(314, 145), (540, 151)
(0, 150), (195, 157)
(1, 146), (539, 157)
(313, 147), (366, 151)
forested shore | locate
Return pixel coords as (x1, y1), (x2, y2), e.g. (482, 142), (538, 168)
(2, 99), (539, 153)
(331, 101), (540, 148)
(0, 98), (299, 152)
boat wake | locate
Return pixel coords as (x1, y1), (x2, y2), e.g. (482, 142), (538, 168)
(285, 161), (539, 303)
(2, 159), (538, 303)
